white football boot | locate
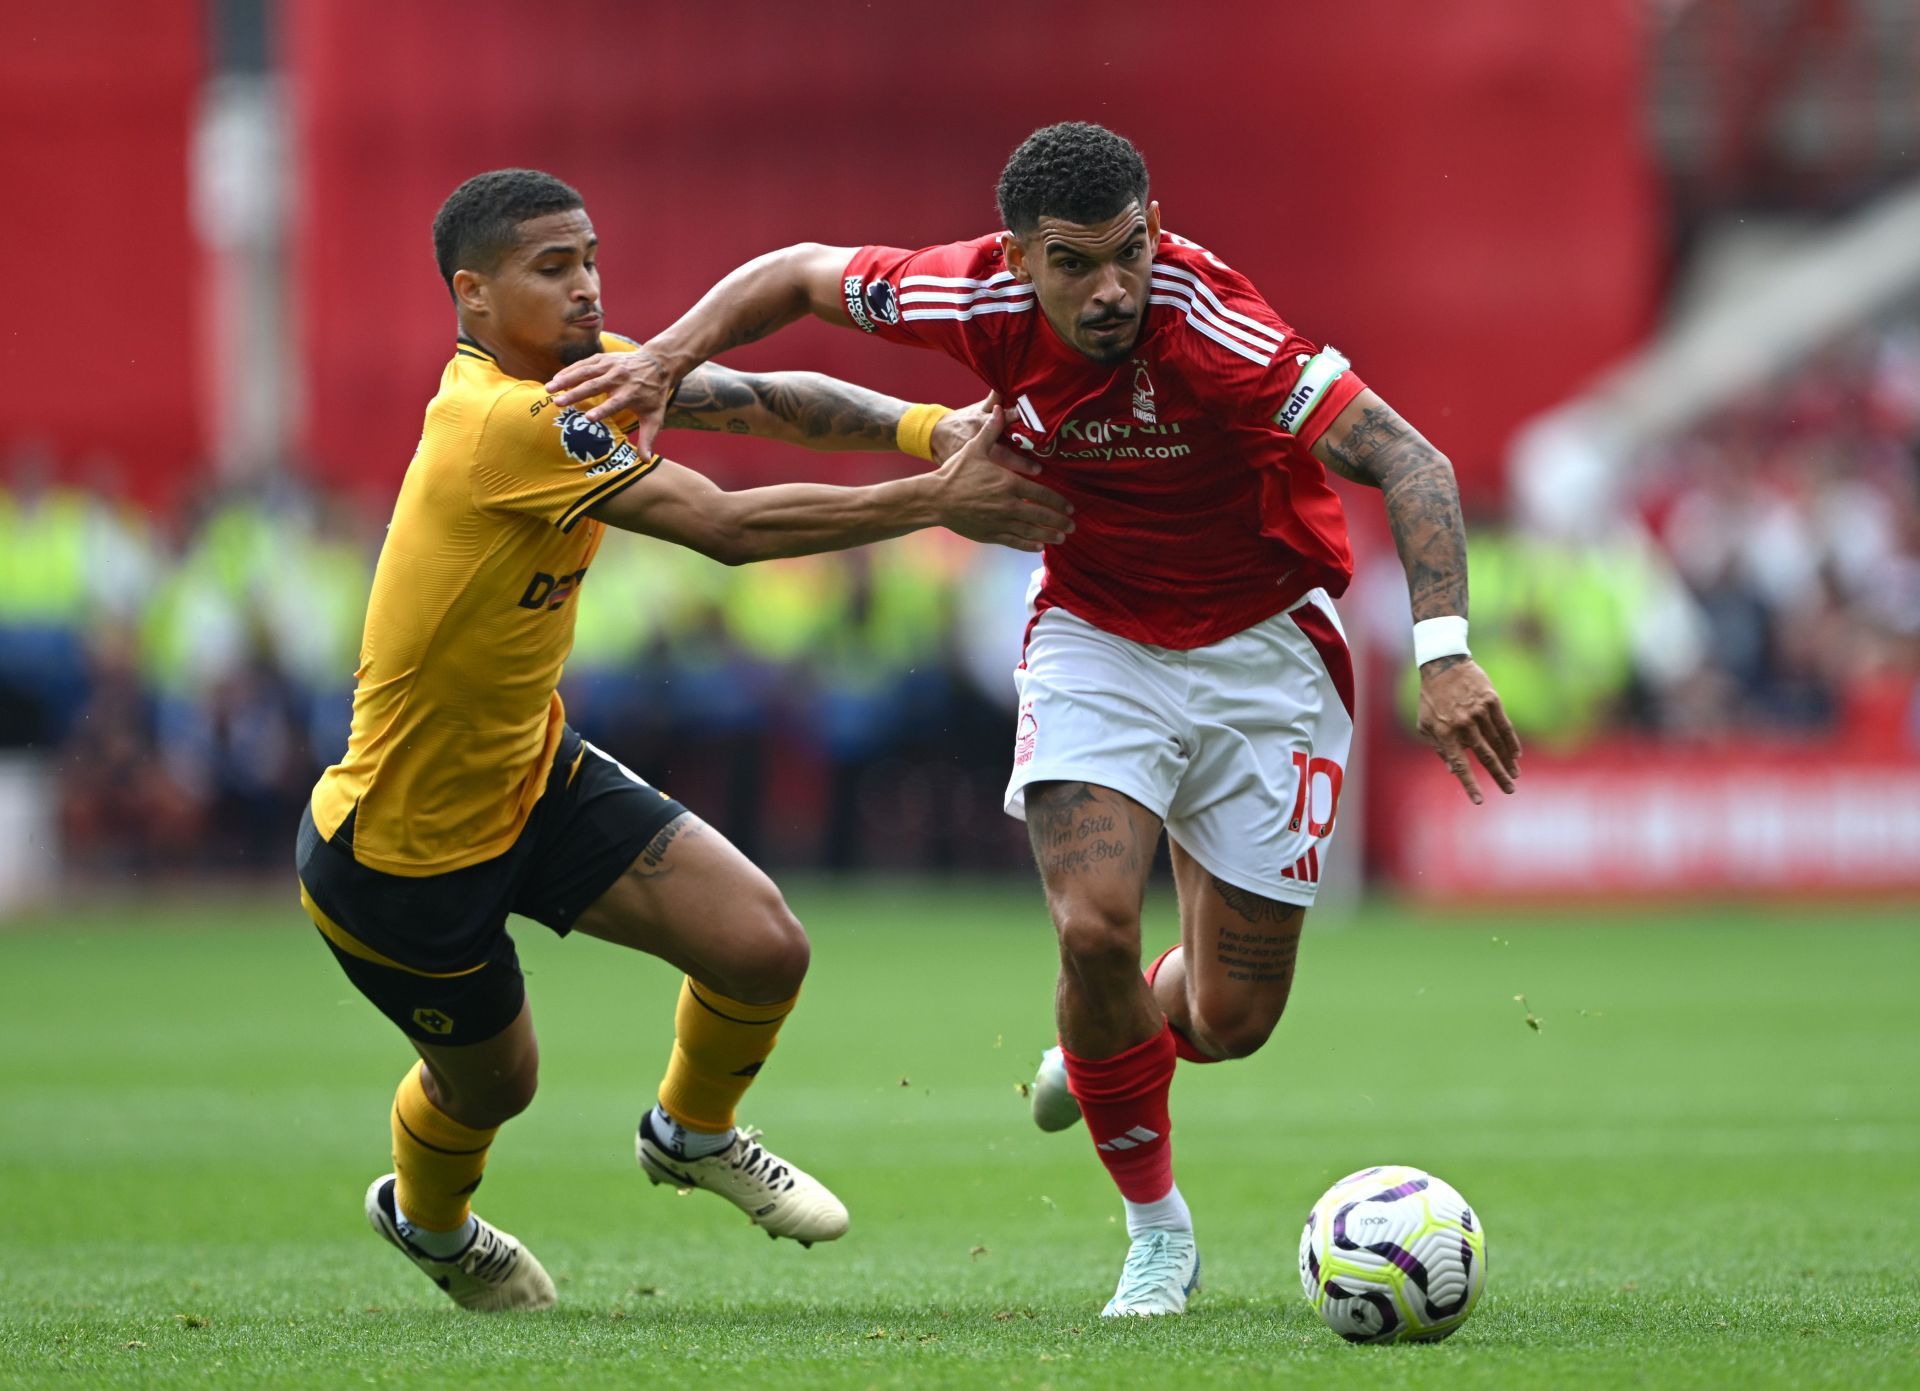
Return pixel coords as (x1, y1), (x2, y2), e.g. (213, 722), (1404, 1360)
(1101, 1230), (1202, 1317)
(636, 1114), (849, 1247)
(1031, 1045), (1083, 1132)
(364, 1175), (556, 1312)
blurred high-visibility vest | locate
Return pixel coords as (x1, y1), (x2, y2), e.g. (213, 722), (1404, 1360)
(0, 487), (90, 626)
(810, 537), (952, 692)
(724, 553), (852, 665)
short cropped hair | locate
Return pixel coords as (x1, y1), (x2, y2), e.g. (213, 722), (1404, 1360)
(995, 123), (1149, 236)
(432, 169), (584, 292)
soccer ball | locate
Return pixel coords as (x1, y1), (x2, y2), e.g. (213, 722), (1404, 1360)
(1297, 1164), (1487, 1343)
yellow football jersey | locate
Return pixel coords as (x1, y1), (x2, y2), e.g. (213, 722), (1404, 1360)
(309, 333), (660, 875)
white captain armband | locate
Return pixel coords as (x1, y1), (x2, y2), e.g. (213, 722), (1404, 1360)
(1273, 346), (1351, 436)
(1413, 616), (1471, 668)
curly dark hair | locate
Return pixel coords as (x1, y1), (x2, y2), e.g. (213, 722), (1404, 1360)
(432, 169), (584, 294)
(995, 122), (1149, 236)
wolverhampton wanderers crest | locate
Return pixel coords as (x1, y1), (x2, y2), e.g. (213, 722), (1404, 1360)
(555, 408), (617, 465)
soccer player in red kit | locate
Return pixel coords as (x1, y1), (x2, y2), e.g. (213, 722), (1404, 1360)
(548, 122), (1521, 1316)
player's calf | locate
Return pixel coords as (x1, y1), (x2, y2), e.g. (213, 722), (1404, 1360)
(1053, 905), (1158, 1047)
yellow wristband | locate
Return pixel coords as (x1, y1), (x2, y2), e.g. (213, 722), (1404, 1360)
(895, 403), (952, 462)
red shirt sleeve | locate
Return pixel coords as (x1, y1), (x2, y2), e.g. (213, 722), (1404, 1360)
(1157, 245), (1366, 449)
(839, 235), (1014, 381)
(1263, 347), (1365, 452)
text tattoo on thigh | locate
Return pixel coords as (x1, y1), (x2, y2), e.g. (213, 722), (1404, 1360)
(1027, 785), (1139, 879)
(635, 812), (696, 877)
(1211, 909), (1302, 986)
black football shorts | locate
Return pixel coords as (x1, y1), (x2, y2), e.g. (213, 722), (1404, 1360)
(296, 725), (687, 1046)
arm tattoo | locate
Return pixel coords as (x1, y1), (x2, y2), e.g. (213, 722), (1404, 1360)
(662, 364), (756, 434)
(749, 371), (897, 446)
(1025, 782), (1145, 882)
(663, 363), (897, 448)
(1323, 404), (1470, 621)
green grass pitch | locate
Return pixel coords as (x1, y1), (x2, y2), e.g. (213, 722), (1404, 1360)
(2, 883), (1916, 1389)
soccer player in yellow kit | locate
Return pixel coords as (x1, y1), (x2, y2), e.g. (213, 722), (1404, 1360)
(296, 169), (1072, 1310)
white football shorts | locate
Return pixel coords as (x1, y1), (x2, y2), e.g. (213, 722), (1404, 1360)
(1005, 589), (1355, 906)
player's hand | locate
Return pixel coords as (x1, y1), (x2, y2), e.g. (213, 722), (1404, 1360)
(930, 404), (1073, 552)
(1417, 657), (1521, 805)
(933, 392), (1046, 478)
(544, 345), (680, 454)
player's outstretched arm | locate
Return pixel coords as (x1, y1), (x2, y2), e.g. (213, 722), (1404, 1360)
(547, 244), (857, 450)
(1311, 389), (1522, 804)
(663, 367), (1023, 471)
(589, 405), (1070, 564)
(664, 363), (902, 450)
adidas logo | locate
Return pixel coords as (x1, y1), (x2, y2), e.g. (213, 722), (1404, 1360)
(1096, 1126), (1161, 1152)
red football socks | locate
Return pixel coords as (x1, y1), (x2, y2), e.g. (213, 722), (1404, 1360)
(1060, 1025), (1178, 1203)
(1145, 945), (1219, 1065)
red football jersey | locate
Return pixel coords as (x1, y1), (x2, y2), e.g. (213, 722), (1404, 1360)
(841, 231), (1366, 650)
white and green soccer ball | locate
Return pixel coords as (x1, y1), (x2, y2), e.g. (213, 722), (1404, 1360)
(1298, 1164), (1487, 1343)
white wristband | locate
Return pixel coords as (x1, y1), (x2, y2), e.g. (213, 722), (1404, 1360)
(1413, 616), (1470, 668)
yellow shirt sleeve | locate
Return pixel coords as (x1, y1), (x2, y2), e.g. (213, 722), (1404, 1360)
(470, 382), (662, 533)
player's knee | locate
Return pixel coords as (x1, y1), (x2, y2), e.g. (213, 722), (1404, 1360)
(1055, 902), (1142, 983)
(719, 895), (811, 1002)
(1187, 998), (1282, 1060)
(433, 1054), (539, 1128)
(485, 1058), (542, 1123)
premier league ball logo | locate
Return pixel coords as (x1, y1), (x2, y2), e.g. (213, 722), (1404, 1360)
(555, 408), (617, 465)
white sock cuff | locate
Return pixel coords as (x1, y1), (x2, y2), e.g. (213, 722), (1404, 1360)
(1123, 1182), (1193, 1238)
(650, 1103), (736, 1159)
(395, 1203), (477, 1258)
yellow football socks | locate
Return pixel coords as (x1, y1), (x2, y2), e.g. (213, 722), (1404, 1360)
(391, 1063), (497, 1232)
(656, 978), (797, 1133)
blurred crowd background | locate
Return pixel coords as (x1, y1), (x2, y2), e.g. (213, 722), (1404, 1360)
(3, 0), (1917, 906)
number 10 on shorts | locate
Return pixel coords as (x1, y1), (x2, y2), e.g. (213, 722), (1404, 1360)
(1288, 751), (1344, 837)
